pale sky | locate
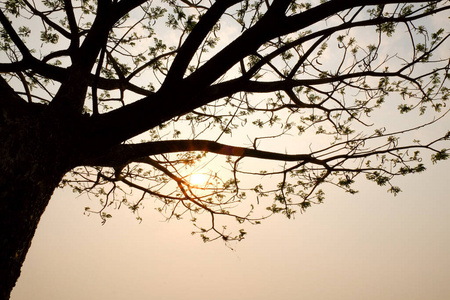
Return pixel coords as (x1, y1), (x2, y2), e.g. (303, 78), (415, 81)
(11, 159), (450, 300)
(5, 2), (450, 300)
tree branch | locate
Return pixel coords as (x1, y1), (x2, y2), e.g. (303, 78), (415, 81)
(63, 0), (80, 53)
(162, 0), (241, 88)
(0, 76), (27, 113)
(22, 0), (72, 39)
(0, 10), (32, 59)
(84, 139), (323, 167)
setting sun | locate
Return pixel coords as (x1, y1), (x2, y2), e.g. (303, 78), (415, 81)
(188, 173), (209, 188)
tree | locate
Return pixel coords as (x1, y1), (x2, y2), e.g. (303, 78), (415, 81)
(1, 0), (449, 298)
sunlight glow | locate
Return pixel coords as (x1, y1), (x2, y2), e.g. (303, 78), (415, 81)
(188, 173), (210, 188)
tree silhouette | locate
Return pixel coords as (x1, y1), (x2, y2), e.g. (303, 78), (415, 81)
(1, 0), (449, 298)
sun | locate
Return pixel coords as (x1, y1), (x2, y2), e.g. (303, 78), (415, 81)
(188, 173), (209, 188)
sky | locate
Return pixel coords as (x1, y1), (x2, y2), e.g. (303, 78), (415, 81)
(10, 159), (450, 300)
(4, 2), (450, 300)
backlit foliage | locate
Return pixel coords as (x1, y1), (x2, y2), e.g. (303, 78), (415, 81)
(1, 0), (449, 241)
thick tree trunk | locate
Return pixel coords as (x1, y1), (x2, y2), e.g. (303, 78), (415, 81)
(0, 109), (71, 299)
(0, 169), (63, 300)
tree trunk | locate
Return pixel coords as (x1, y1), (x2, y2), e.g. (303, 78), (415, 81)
(0, 169), (63, 300)
(0, 109), (71, 299)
